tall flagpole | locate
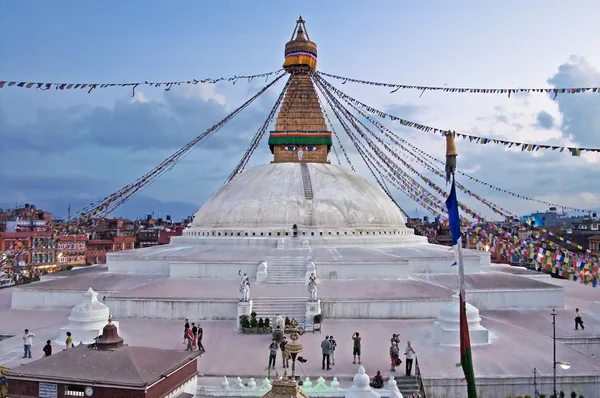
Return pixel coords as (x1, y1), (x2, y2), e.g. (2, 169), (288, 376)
(445, 132), (478, 398)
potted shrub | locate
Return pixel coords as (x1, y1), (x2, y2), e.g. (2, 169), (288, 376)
(250, 315), (258, 333)
(239, 315), (250, 334)
(258, 317), (265, 333)
(264, 317), (271, 333)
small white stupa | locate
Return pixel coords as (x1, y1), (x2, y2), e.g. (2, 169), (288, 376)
(433, 294), (489, 346)
(345, 366), (382, 398)
(56, 287), (119, 346)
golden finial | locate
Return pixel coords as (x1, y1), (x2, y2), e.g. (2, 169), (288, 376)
(108, 314), (112, 324)
(445, 131), (457, 183)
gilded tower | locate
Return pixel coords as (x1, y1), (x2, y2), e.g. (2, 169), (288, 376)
(268, 17), (332, 163)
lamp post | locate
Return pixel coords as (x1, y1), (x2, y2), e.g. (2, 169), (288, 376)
(551, 308), (571, 397)
(533, 367), (538, 398)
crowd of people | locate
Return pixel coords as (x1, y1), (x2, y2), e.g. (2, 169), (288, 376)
(183, 318), (205, 353)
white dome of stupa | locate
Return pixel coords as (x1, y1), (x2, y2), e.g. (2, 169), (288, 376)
(186, 163), (414, 237)
(56, 287), (119, 346)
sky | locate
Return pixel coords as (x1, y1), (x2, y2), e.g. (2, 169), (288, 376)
(1, 1), (600, 221)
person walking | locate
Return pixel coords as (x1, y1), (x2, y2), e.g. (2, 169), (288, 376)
(280, 337), (289, 369)
(321, 336), (331, 370)
(22, 329), (35, 359)
(575, 308), (585, 330)
(191, 323), (198, 351)
(42, 340), (52, 357)
(182, 318), (190, 344)
(352, 332), (361, 364)
(390, 342), (400, 372)
(197, 323), (205, 352)
(268, 339), (278, 370)
(329, 335), (337, 366)
(184, 327), (194, 351)
(404, 341), (416, 376)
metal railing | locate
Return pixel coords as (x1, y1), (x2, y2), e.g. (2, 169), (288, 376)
(414, 356), (427, 398)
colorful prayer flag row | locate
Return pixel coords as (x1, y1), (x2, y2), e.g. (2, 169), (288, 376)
(318, 76), (600, 156)
(317, 71), (600, 99)
(0, 70), (284, 96)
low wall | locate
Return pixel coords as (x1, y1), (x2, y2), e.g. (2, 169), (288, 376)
(316, 262), (410, 280)
(321, 299), (450, 319)
(107, 259), (170, 275)
(425, 374), (600, 398)
(105, 297), (238, 320)
(469, 287), (564, 310)
(11, 289), (111, 309)
(408, 256), (482, 274)
(558, 336), (600, 358)
(170, 262), (258, 279)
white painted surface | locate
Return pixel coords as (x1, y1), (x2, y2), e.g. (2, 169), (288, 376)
(11, 289), (110, 309)
(106, 297), (238, 320)
(468, 288), (564, 310)
(108, 258), (170, 275)
(189, 163), (411, 233)
(170, 262), (257, 279)
(433, 295), (489, 346)
(321, 299), (451, 319)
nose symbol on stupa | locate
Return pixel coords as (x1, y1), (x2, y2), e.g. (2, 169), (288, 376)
(297, 150), (303, 161)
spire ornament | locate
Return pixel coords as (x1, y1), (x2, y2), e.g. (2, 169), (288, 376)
(445, 131), (458, 183)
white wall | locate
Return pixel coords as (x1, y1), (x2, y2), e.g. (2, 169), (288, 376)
(106, 298), (238, 320)
(169, 262), (258, 279)
(11, 289), (110, 309)
(316, 262), (410, 280)
(321, 299), (450, 319)
(425, 374), (600, 398)
(166, 375), (198, 398)
(468, 288), (564, 310)
(559, 336), (600, 358)
(108, 259), (170, 275)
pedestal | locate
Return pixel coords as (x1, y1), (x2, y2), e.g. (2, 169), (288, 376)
(305, 299), (321, 322)
(237, 300), (253, 330)
(433, 295), (489, 346)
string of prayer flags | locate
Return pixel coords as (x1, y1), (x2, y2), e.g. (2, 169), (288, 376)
(317, 76), (600, 156)
(0, 70), (285, 96)
(317, 71), (600, 99)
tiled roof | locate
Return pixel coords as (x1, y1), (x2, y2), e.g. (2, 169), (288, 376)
(4, 345), (199, 388)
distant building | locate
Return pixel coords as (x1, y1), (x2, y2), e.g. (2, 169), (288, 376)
(86, 240), (114, 264)
(4, 319), (200, 398)
(57, 234), (88, 267)
(0, 231), (58, 270)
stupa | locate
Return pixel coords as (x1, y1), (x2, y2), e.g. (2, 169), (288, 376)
(56, 287), (119, 346)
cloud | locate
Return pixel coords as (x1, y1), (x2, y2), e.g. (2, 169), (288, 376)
(535, 111), (554, 129)
(548, 56), (600, 146)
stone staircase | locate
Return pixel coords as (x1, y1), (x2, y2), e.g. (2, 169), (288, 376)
(395, 375), (420, 397)
(264, 257), (307, 284)
(251, 297), (307, 323)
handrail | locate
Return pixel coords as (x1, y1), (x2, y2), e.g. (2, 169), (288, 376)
(414, 356), (427, 398)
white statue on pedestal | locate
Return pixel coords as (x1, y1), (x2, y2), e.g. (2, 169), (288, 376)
(238, 270), (250, 302)
(307, 272), (318, 302)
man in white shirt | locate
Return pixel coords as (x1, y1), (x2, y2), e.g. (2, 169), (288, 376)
(22, 329), (35, 359)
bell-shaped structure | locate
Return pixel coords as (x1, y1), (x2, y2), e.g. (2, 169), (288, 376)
(433, 294), (489, 346)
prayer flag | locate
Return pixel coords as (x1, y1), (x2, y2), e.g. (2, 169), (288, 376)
(446, 178), (478, 398)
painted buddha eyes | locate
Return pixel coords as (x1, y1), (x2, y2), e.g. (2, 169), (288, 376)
(283, 146), (318, 152)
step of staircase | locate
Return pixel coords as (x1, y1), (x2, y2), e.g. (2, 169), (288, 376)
(264, 258), (308, 284)
(252, 297), (307, 322)
(393, 375), (419, 396)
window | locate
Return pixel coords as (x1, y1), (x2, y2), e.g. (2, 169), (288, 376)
(64, 385), (85, 396)
(60, 256), (67, 264)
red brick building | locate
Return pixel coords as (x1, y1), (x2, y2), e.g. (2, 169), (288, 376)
(86, 240), (114, 264)
(57, 234), (88, 267)
(5, 320), (200, 398)
(0, 231), (58, 270)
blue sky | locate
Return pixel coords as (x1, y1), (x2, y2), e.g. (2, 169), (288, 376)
(2, 1), (600, 220)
